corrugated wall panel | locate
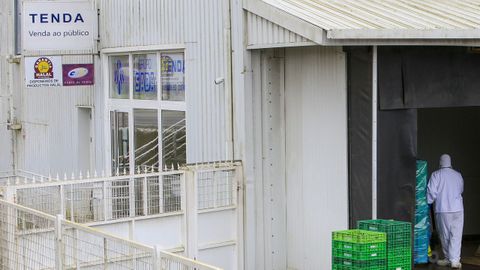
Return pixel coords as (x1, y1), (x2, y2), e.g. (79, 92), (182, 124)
(247, 12), (313, 48)
(284, 46), (348, 270)
(0, 2), (13, 172)
(22, 55), (95, 175)
(102, 0), (229, 163)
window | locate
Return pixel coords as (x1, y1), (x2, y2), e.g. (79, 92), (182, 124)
(134, 109), (158, 169)
(107, 51), (186, 174)
(110, 111), (129, 174)
(161, 53), (185, 101)
(162, 110), (186, 168)
(110, 56), (130, 99)
(133, 54), (157, 100)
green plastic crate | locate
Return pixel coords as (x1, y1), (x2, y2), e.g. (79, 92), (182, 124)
(388, 247), (412, 257)
(333, 241), (386, 253)
(333, 258), (387, 270)
(359, 220), (410, 234)
(332, 229), (386, 244)
(333, 248), (386, 260)
(358, 220), (412, 270)
(388, 257), (412, 270)
(358, 220), (412, 247)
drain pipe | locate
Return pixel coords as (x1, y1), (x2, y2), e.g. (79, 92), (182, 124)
(372, 46), (378, 220)
(6, 0), (20, 173)
(225, 0), (234, 160)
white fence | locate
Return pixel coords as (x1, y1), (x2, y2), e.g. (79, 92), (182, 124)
(0, 162), (243, 270)
(0, 199), (222, 270)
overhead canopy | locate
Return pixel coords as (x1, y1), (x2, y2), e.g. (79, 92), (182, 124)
(245, 0), (480, 44)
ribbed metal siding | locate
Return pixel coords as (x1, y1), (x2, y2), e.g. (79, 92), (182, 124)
(247, 11), (312, 48)
(284, 46), (348, 270)
(263, 0), (480, 30)
(22, 55), (95, 175)
(102, 0), (229, 163)
(0, 2), (13, 171)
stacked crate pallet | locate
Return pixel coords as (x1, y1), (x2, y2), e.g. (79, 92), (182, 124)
(359, 220), (412, 270)
(332, 229), (387, 270)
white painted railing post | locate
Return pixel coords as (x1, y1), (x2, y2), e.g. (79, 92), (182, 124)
(185, 170), (198, 260)
(129, 176), (135, 217)
(55, 214), (64, 270)
(142, 175), (148, 215)
(59, 185), (65, 217)
(153, 245), (162, 270)
(4, 188), (17, 270)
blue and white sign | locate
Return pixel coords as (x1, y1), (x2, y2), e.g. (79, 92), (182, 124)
(23, 1), (96, 52)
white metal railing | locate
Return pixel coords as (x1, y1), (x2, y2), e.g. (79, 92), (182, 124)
(5, 171), (184, 224)
(1, 162), (239, 225)
(0, 170), (47, 186)
(0, 199), (222, 270)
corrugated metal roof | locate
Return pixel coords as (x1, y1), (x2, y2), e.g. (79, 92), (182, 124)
(261, 0), (480, 39)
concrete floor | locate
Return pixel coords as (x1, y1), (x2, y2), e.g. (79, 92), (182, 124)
(414, 240), (480, 270)
(415, 264), (479, 270)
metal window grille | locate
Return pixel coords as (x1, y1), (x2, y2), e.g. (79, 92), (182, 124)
(107, 180), (131, 220)
(197, 169), (236, 210)
(17, 186), (61, 216)
(162, 174), (181, 213)
(64, 182), (104, 223)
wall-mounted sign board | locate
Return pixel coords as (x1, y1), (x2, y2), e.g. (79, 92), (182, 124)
(23, 1), (96, 53)
(25, 56), (63, 88)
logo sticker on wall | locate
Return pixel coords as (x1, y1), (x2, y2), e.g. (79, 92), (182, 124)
(25, 56), (62, 88)
(62, 64), (94, 86)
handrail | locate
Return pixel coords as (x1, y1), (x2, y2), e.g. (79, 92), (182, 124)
(159, 250), (223, 270)
(0, 199), (223, 270)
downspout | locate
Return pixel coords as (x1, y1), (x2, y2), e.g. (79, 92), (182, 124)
(372, 46), (378, 219)
(6, 0), (20, 173)
(225, 0), (235, 160)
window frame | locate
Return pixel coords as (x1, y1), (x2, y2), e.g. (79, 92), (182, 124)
(103, 46), (187, 175)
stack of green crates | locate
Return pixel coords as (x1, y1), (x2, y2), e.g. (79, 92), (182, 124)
(358, 220), (412, 270)
(332, 229), (387, 270)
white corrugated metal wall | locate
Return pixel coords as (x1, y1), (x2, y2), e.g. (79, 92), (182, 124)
(101, 0), (231, 163)
(284, 46), (348, 270)
(253, 46), (349, 270)
(246, 11), (314, 49)
(0, 1), (13, 172)
(20, 55), (96, 175)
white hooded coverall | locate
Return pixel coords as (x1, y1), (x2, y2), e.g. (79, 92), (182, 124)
(427, 154), (464, 264)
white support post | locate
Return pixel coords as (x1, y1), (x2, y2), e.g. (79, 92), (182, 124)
(180, 172), (187, 253)
(5, 187), (16, 270)
(103, 181), (108, 221)
(235, 166), (245, 270)
(372, 46), (378, 220)
(55, 215), (64, 270)
(129, 177), (135, 217)
(74, 229), (80, 269)
(153, 245), (162, 269)
(70, 184), (75, 222)
(142, 176), (148, 216)
(159, 175), (164, 214)
(185, 170), (198, 259)
(59, 185), (65, 217)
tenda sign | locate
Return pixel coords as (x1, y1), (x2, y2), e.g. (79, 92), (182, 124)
(23, 1), (96, 52)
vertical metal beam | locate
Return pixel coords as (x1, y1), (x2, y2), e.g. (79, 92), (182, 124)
(372, 46), (378, 220)
(55, 215), (64, 270)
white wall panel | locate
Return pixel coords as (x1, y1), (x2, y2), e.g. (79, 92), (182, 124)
(21, 55), (95, 175)
(102, 0), (230, 163)
(284, 46), (348, 270)
(246, 12), (314, 49)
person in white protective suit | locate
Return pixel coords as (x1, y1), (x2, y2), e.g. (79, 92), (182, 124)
(427, 154), (464, 269)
